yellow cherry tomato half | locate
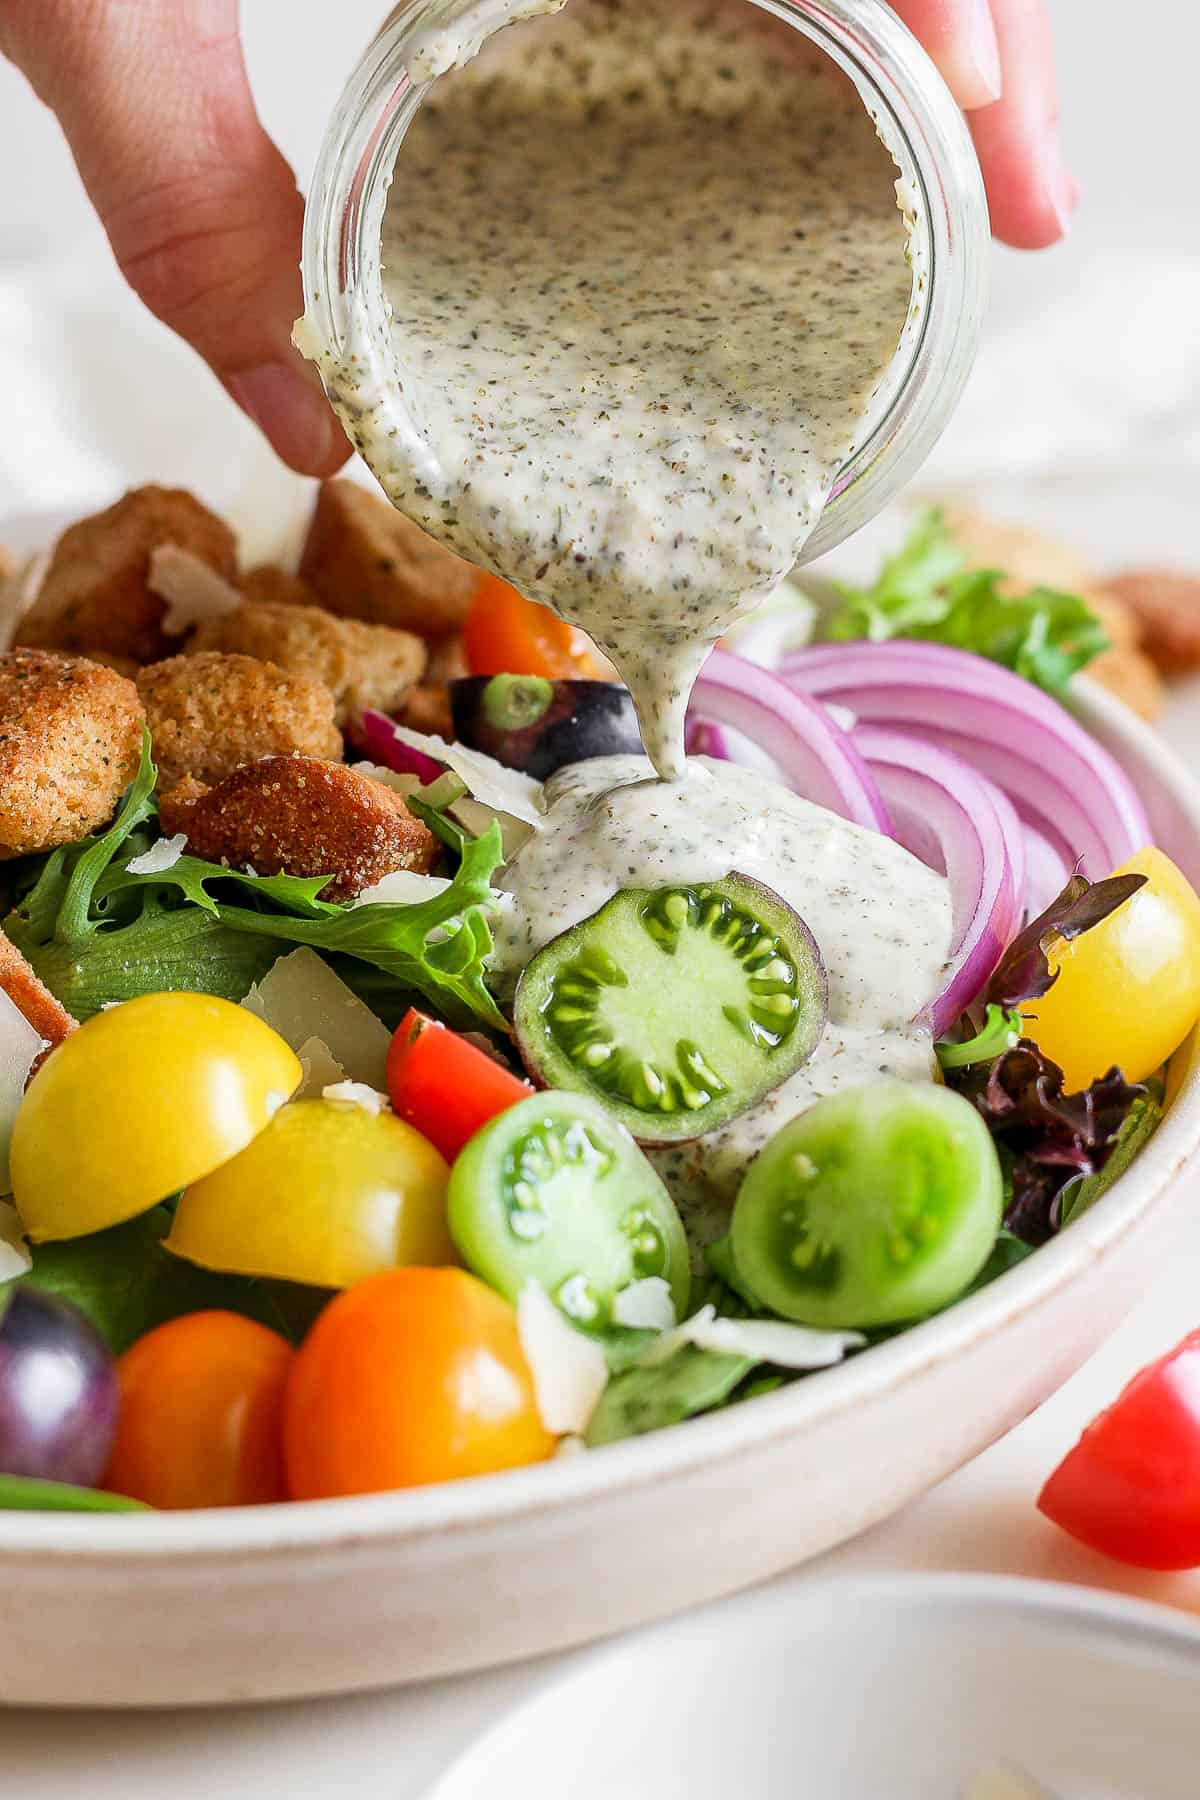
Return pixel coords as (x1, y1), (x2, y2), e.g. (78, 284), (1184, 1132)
(1021, 847), (1200, 1091)
(11, 993), (301, 1242)
(166, 1098), (455, 1288)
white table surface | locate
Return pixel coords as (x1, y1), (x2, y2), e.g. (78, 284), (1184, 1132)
(1, 0), (1199, 1787)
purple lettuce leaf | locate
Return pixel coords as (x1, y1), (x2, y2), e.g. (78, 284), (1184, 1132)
(987, 871), (1147, 1007)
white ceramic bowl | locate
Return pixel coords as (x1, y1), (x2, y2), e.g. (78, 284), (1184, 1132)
(0, 680), (1196, 1707)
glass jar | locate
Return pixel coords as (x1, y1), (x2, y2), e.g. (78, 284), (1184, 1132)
(300, 0), (989, 566)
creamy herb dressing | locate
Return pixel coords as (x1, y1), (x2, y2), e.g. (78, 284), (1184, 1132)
(493, 755), (951, 1223)
(314, 0), (916, 775)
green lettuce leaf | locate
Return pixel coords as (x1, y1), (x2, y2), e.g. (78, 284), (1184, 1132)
(818, 510), (1109, 697)
(0, 1474), (148, 1513)
(584, 1342), (755, 1446)
(1059, 1092), (1164, 1228)
(5, 731), (509, 1031)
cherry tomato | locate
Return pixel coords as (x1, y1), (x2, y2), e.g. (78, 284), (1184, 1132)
(464, 572), (599, 679)
(166, 1098), (454, 1288)
(1038, 1329), (1200, 1569)
(1020, 847), (1200, 1091)
(11, 993), (301, 1242)
(104, 1312), (292, 1509)
(285, 1267), (554, 1497)
(386, 1009), (531, 1162)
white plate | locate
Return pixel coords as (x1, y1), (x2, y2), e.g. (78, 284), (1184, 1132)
(1, 511), (1199, 1706)
(430, 1574), (1200, 1800)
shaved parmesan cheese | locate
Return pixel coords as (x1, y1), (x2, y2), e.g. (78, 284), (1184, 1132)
(0, 990), (45, 1195)
(149, 544), (243, 635)
(353, 869), (452, 907)
(296, 1035), (345, 1097)
(611, 1276), (676, 1330)
(449, 795), (536, 860)
(322, 1081), (388, 1115)
(125, 833), (187, 876)
(0, 1199), (30, 1280)
(641, 1305), (863, 1371)
(517, 1281), (608, 1435)
(389, 724), (545, 827)
(552, 1435), (588, 1459)
(354, 762), (423, 797)
(242, 948), (391, 1089)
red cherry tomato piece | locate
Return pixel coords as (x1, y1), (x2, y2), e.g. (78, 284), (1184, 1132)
(387, 1008), (531, 1162)
(104, 1311), (293, 1510)
(1038, 1328), (1200, 1569)
(464, 572), (599, 679)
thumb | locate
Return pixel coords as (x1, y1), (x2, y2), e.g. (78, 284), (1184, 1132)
(3, 0), (348, 475)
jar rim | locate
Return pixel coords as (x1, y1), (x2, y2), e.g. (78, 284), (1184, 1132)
(300, 0), (989, 565)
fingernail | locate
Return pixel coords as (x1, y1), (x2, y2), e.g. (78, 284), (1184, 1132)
(945, 0), (1003, 110)
(227, 361), (346, 473)
(1039, 130), (1080, 238)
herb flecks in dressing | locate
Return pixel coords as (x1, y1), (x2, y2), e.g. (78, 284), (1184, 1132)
(317, 0), (915, 775)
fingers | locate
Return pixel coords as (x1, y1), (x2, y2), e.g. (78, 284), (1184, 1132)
(891, 0), (1076, 249)
(888, 0), (1003, 111)
(968, 0), (1077, 249)
(2, 0), (348, 474)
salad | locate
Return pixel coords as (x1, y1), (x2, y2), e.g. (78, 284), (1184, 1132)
(0, 487), (1197, 1514)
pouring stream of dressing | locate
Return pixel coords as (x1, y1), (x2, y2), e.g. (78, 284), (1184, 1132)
(307, 0), (918, 776)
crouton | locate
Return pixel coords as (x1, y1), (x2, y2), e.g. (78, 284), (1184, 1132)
(0, 929), (75, 1049)
(190, 602), (426, 727)
(159, 758), (438, 901)
(137, 651), (342, 791)
(391, 634), (469, 739)
(299, 481), (479, 637)
(1086, 642), (1164, 721)
(938, 505), (1096, 595)
(240, 566), (319, 609)
(16, 487), (237, 665)
(1105, 569), (1200, 676)
(0, 650), (144, 858)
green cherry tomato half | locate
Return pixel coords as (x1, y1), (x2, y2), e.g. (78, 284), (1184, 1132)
(12, 993), (302, 1243)
(730, 1080), (1003, 1330)
(447, 1090), (690, 1327)
(166, 1098), (455, 1288)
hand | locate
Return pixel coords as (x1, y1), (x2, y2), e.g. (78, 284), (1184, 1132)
(0, 0), (1074, 477)
(892, 0), (1075, 247)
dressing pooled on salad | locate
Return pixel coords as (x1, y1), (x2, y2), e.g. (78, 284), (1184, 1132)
(311, 0), (918, 775)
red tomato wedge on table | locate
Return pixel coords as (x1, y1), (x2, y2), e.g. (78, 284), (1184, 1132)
(387, 1008), (531, 1162)
(1038, 1329), (1200, 1569)
(464, 572), (600, 679)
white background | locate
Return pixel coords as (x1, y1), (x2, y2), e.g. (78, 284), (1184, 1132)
(1, 1), (1199, 1791)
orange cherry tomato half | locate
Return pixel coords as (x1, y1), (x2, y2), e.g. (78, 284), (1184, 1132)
(387, 1008), (531, 1162)
(104, 1312), (293, 1510)
(1038, 1328), (1200, 1570)
(464, 572), (599, 679)
(285, 1267), (554, 1498)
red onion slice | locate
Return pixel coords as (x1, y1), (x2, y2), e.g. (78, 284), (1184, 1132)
(784, 641), (1149, 874)
(854, 727), (1019, 1034)
(691, 651), (891, 833)
(359, 710), (445, 785)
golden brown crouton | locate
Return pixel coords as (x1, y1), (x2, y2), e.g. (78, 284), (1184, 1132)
(159, 758), (438, 901)
(190, 602), (426, 727)
(16, 487), (237, 665)
(299, 481), (479, 637)
(0, 650), (144, 859)
(1105, 569), (1200, 676)
(392, 634), (469, 740)
(938, 505), (1097, 596)
(0, 929), (76, 1049)
(1086, 642), (1164, 721)
(240, 566), (319, 609)
(137, 651), (342, 792)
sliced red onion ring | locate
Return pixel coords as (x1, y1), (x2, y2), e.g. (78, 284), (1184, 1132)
(854, 727), (1019, 1033)
(981, 777), (1026, 923)
(1019, 817), (1075, 916)
(684, 718), (730, 760)
(359, 710), (444, 785)
(690, 651), (891, 833)
(783, 641), (1149, 875)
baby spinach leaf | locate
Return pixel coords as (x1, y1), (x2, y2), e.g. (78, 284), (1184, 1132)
(584, 1344), (754, 1445)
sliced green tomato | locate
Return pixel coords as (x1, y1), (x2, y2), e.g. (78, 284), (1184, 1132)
(731, 1080), (1003, 1330)
(513, 874), (827, 1144)
(447, 1091), (690, 1326)
(166, 1099), (454, 1289)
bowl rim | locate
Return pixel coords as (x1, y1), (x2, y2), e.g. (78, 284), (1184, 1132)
(2, 679), (1198, 1562)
